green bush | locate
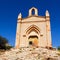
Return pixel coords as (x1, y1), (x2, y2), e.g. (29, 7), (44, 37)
(57, 46), (60, 51)
(5, 45), (12, 50)
(0, 36), (12, 50)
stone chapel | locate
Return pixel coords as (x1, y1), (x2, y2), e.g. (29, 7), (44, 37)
(15, 7), (52, 48)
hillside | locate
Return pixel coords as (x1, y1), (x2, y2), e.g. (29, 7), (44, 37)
(0, 47), (60, 60)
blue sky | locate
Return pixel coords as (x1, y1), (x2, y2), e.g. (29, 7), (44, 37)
(0, 0), (60, 47)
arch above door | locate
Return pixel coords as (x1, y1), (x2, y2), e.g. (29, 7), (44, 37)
(25, 25), (40, 35)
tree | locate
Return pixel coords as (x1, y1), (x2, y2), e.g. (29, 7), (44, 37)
(0, 36), (12, 50)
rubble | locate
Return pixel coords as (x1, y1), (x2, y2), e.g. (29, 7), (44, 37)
(0, 47), (60, 60)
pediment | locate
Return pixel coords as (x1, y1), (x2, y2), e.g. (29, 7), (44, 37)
(22, 16), (45, 22)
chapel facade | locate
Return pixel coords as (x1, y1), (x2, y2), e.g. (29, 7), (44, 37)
(15, 7), (52, 48)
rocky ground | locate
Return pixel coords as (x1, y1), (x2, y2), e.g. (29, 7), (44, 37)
(0, 47), (60, 60)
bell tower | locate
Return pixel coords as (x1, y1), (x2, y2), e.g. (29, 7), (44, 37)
(29, 7), (38, 16)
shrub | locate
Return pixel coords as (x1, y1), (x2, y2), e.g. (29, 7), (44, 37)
(57, 46), (60, 52)
(0, 36), (12, 50)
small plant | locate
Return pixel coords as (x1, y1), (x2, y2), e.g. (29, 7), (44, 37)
(33, 47), (35, 50)
(57, 53), (60, 56)
(5, 45), (12, 50)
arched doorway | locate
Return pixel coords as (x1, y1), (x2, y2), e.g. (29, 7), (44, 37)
(28, 35), (38, 47)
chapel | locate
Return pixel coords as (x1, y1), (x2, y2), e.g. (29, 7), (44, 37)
(15, 7), (52, 48)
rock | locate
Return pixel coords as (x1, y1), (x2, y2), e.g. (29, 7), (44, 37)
(0, 47), (60, 60)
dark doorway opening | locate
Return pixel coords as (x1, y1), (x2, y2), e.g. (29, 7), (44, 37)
(29, 41), (32, 45)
